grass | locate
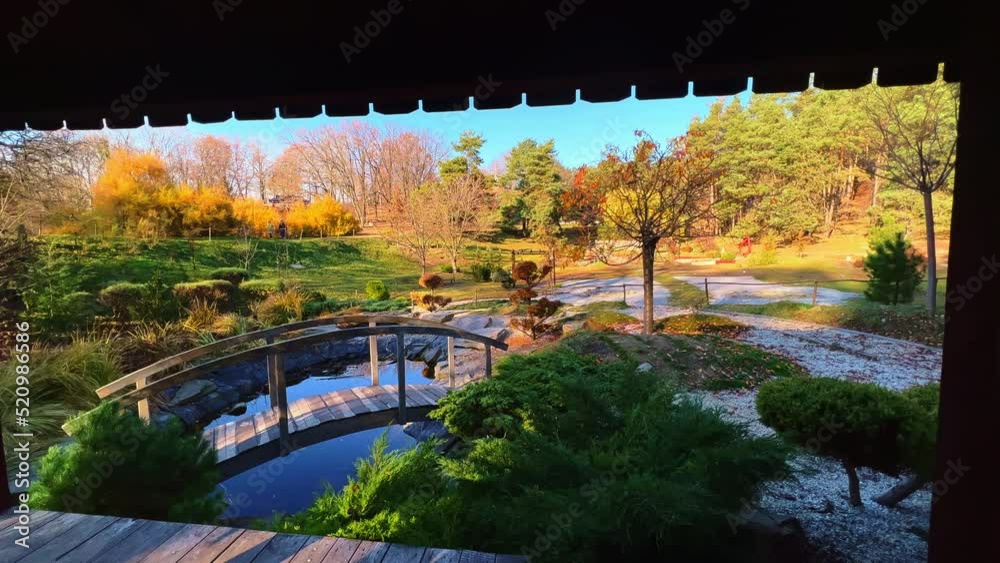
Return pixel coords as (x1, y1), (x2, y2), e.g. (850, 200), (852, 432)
(657, 275), (710, 309)
(656, 313), (747, 338)
(712, 300), (944, 346)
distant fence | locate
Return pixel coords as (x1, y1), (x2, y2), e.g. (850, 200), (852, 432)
(614, 278), (874, 306)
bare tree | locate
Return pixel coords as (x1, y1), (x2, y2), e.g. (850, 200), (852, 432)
(374, 130), (444, 216)
(384, 184), (438, 274)
(865, 79), (959, 316)
(192, 135), (233, 189)
(249, 143), (271, 200)
(295, 122), (380, 226)
(596, 132), (720, 334)
(227, 141), (255, 198)
(428, 175), (494, 279)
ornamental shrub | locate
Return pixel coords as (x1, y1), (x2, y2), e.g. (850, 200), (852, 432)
(365, 280), (391, 301)
(756, 377), (933, 506)
(863, 232), (925, 305)
(207, 267), (251, 286)
(30, 402), (224, 523)
(173, 279), (235, 308)
(98, 282), (146, 319)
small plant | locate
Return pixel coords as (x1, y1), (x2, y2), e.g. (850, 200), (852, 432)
(418, 273), (444, 293)
(239, 278), (284, 302)
(512, 261), (551, 289)
(364, 280), (391, 301)
(30, 402), (224, 522)
(744, 249), (778, 267)
(121, 322), (197, 370)
(208, 267), (251, 286)
(252, 287), (308, 326)
(756, 377), (933, 506)
(418, 293), (452, 312)
(490, 268), (515, 289)
(863, 232), (925, 305)
(468, 262), (494, 282)
(510, 298), (562, 340)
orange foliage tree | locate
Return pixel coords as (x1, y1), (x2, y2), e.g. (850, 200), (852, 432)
(285, 196), (359, 238)
(92, 149), (172, 234)
(233, 197), (280, 236)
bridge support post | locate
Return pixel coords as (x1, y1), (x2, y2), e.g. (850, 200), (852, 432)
(369, 320), (379, 385)
(266, 335), (279, 408)
(485, 345), (492, 378)
(136, 377), (150, 422)
(447, 336), (455, 388)
(396, 333), (406, 423)
(269, 353), (291, 454)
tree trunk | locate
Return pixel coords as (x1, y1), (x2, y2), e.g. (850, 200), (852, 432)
(875, 474), (926, 507)
(451, 254), (458, 283)
(922, 190), (937, 316)
(844, 461), (863, 507)
(641, 240), (657, 335)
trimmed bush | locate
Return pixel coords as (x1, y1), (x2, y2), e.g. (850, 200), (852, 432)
(756, 377), (933, 506)
(98, 282), (146, 319)
(364, 280), (391, 301)
(208, 267), (251, 286)
(418, 273), (444, 292)
(510, 298), (562, 340)
(173, 280), (235, 308)
(239, 279), (284, 302)
(490, 268), (515, 289)
(512, 261), (551, 289)
(468, 262), (493, 282)
(508, 287), (537, 305)
(361, 297), (411, 313)
(31, 402), (223, 522)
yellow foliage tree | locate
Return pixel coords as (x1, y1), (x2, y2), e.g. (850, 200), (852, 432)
(92, 149), (172, 234)
(177, 185), (236, 236)
(233, 197), (280, 236)
(285, 196), (358, 237)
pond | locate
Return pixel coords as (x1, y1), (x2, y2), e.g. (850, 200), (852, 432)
(212, 360), (432, 521)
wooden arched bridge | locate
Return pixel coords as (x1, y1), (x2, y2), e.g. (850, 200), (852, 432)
(95, 315), (508, 478)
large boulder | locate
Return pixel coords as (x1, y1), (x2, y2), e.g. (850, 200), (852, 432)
(170, 379), (218, 406)
(736, 511), (816, 563)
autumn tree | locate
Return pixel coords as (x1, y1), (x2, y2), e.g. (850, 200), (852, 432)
(596, 132), (720, 334)
(233, 197), (280, 236)
(384, 184), (438, 273)
(427, 169), (494, 279)
(92, 149), (173, 234)
(374, 130), (443, 216)
(562, 166), (605, 247)
(864, 78), (959, 315)
(192, 136), (233, 190)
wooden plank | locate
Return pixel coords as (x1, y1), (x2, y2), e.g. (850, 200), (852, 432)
(421, 386), (447, 400)
(382, 543), (426, 563)
(349, 388), (382, 413)
(305, 394), (337, 424)
(251, 532), (310, 562)
(0, 509), (53, 532)
(222, 419), (238, 461)
(56, 517), (145, 562)
(334, 389), (367, 416)
(91, 519), (186, 563)
(213, 424), (226, 453)
(140, 523), (215, 563)
(458, 551), (496, 563)
(493, 555), (527, 563)
(178, 525), (244, 562)
(236, 416), (260, 454)
(421, 548), (461, 563)
(404, 386), (433, 407)
(287, 536), (338, 563)
(257, 408), (281, 445)
(0, 512), (84, 562)
(373, 387), (400, 409)
(213, 529), (276, 563)
(321, 538), (360, 562)
(354, 386), (392, 411)
(348, 540), (390, 563)
(0, 510), (59, 544)
(412, 386), (440, 406)
(18, 513), (117, 562)
(319, 392), (354, 420)
(202, 427), (216, 451)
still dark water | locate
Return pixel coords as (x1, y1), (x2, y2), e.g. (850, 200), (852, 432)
(214, 360), (430, 521)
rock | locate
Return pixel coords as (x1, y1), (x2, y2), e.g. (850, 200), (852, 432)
(636, 362), (654, 373)
(816, 499), (835, 514)
(736, 511), (815, 563)
(449, 313), (494, 332)
(226, 403), (248, 417)
(290, 263), (306, 269)
(170, 379), (218, 406)
(421, 311), (456, 324)
(403, 420), (457, 453)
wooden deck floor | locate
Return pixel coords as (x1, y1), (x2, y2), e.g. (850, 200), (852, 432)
(203, 384), (449, 464)
(0, 510), (521, 562)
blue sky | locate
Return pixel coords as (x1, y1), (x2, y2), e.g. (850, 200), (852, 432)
(141, 88), (749, 169)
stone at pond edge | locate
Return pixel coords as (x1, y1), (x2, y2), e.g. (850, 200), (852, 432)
(736, 511), (816, 563)
(404, 420), (457, 453)
(636, 362), (654, 373)
(170, 379), (218, 406)
(226, 403), (248, 417)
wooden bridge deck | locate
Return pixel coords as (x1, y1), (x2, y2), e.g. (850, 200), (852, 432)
(203, 384), (449, 477)
(0, 510), (521, 563)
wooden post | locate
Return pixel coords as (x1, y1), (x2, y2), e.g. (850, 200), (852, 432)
(447, 336), (456, 389)
(369, 320), (379, 385)
(267, 353), (280, 407)
(272, 352), (290, 454)
(136, 377), (150, 421)
(623, 283), (627, 305)
(511, 250), (516, 273)
(485, 345), (492, 378)
(396, 333), (406, 423)
(551, 249), (556, 286)
(475, 289), (479, 307)
(704, 278), (710, 305)
(812, 282), (819, 306)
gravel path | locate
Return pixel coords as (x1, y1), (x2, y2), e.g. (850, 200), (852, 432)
(557, 277), (941, 562)
(675, 275), (858, 305)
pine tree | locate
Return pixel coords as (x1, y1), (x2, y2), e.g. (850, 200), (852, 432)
(863, 233), (925, 305)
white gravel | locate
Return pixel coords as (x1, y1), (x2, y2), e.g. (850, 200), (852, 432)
(556, 277), (942, 562)
(675, 275), (858, 306)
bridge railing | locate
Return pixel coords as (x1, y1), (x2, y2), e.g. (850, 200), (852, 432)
(95, 315), (508, 446)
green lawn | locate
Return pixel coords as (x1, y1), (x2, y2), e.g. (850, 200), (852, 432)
(35, 235), (421, 298)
